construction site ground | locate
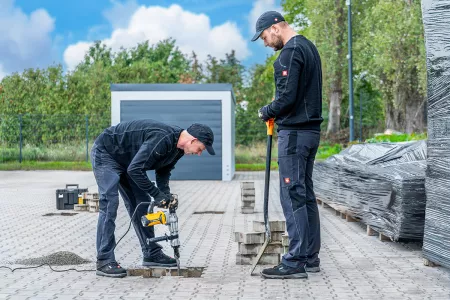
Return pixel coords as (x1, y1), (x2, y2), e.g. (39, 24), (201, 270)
(0, 170), (449, 300)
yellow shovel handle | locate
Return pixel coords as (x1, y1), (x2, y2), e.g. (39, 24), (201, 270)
(266, 119), (274, 136)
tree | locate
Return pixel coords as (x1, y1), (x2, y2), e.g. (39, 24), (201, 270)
(357, 0), (427, 133)
(282, 0), (347, 136)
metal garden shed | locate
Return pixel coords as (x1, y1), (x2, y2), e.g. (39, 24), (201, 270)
(110, 83), (235, 181)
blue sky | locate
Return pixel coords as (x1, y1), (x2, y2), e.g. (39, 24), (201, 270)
(0, 0), (283, 79)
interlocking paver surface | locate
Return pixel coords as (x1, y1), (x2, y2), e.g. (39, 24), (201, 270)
(1, 170), (450, 300)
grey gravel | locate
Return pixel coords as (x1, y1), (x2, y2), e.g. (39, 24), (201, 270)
(15, 251), (91, 265)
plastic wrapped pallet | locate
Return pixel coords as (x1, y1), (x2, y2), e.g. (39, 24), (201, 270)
(313, 141), (427, 241)
(421, 0), (450, 268)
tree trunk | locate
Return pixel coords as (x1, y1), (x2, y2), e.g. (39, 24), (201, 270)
(405, 86), (426, 134)
(327, 81), (343, 134)
(385, 68), (426, 134)
(326, 0), (345, 135)
(385, 92), (405, 132)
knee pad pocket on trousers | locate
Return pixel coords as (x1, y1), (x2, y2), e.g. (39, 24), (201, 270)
(286, 183), (306, 212)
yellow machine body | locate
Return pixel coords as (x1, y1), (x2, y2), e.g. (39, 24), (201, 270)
(142, 211), (167, 227)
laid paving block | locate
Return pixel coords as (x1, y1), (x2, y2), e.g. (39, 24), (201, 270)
(238, 242), (283, 255)
(234, 232), (265, 244)
(241, 207), (254, 214)
(236, 252), (280, 265)
(253, 220), (286, 232)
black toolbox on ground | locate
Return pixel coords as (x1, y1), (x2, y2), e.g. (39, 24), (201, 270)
(56, 184), (88, 210)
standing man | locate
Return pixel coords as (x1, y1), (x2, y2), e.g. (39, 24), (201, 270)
(252, 11), (323, 279)
(91, 119), (215, 278)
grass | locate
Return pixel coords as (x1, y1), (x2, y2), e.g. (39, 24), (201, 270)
(0, 142), (90, 162)
(236, 161), (279, 171)
(0, 161), (92, 171)
(365, 132), (427, 143)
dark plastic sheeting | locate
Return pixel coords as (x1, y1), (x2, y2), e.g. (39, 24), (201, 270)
(421, 0), (450, 268)
(313, 141), (427, 241)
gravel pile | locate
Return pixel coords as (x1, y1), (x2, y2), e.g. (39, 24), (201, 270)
(15, 251), (91, 265)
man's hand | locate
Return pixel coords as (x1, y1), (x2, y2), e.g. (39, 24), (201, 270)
(153, 193), (178, 210)
(168, 193), (178, 210)
(153, 192), (171, 209)
(258, 106), (270, 122)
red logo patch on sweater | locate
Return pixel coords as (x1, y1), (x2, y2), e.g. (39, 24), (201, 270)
(282, 70), (288, 76)
(284, 177), (290, 184)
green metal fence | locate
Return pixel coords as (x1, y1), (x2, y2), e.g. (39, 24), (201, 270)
(0, 114), (109, 163)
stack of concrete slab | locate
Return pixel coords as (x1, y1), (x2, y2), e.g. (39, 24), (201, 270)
(235, 220), (286, 265)
(421, 1), (450, 269)
(240, 182), (255, 214)
(74, 192), (99, 213)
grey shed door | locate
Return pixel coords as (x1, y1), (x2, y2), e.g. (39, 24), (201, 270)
(120, 100), (222, 180)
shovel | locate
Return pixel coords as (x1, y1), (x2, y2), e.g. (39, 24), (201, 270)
(250, 118), (274, 275)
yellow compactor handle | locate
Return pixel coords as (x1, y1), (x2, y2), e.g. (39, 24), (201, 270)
(266, 119), (274, 136)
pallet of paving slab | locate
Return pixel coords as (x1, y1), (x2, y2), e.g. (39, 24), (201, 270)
(318, 197), (398, 242)
(317, 197), (359, 222)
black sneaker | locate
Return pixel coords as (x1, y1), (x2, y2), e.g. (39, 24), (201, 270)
(143, 251), (177, 267)
(261, 263), (308, 279)
(96, 261), (127, 278)
(306, 261), (320, 273)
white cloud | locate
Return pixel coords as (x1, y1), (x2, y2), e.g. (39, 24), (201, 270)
(0, 0), (56, 77)
(63, 4), (251, 71)
(248, 0), (283, 36)
(63, 42), (92, 71)
(103, 0), (139, 29)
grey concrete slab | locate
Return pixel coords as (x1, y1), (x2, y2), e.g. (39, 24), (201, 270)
(0, 170), (449, 300)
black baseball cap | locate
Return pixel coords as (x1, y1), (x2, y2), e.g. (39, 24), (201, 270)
(251, 11), (285, 41)
(187, 123), (215, 155)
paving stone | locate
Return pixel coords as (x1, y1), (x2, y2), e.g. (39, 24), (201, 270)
(252, 220), (286, 232)
(241, 189), (255, 196)
(241, 200), (255, 208)
(236, 252), (280, 265)
(234, 232), (265, 244)
(0, 171), (449, 300)
(241, 207), (255, 214)
(238, 242), (283, 255)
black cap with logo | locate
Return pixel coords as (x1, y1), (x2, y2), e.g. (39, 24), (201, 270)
(187, 123), (215, 155)
(251, 11), (285, 42)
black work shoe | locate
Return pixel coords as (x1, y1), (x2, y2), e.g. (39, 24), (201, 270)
(96, 261), (127, 278)
(143, 251), (177, 267)
(306, 261), (321, 273)
(261, 263), (308, 279)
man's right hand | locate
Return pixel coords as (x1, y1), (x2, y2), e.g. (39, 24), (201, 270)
(153, 192), (171, 209)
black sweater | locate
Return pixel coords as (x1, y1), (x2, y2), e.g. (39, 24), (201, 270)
(95, 119), (184, 198)
(261, 35), (323, 131)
